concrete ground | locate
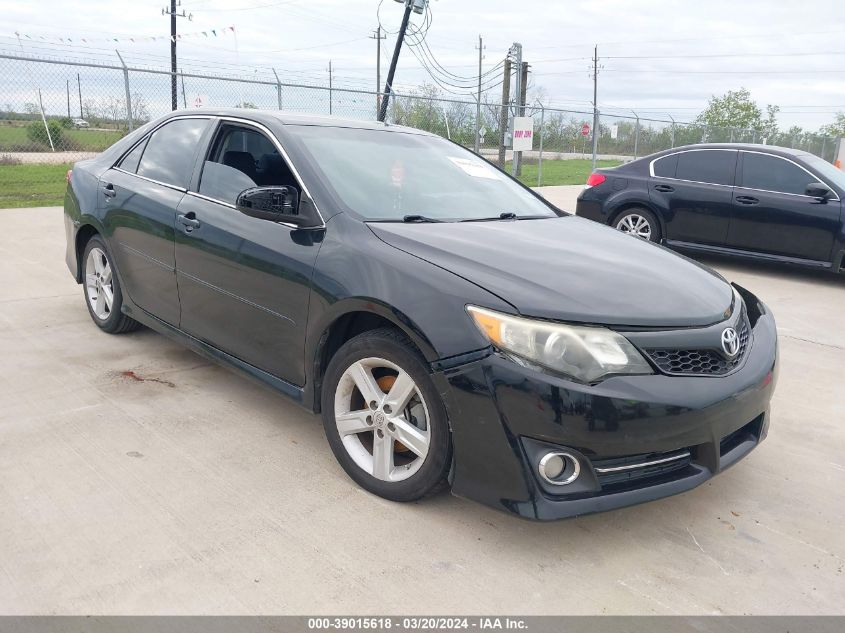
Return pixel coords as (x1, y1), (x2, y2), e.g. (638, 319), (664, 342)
(1, 204), (843, 615)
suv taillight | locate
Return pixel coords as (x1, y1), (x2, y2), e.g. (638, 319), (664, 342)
(585, 173), (606, 188)
(66, 169), (73, 184)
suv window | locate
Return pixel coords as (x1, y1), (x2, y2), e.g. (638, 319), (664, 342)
(675, 150), (735, 186)
(137, 118), (207, 188)
(652, 153), (678, 178)
(198, 124), (299, 204)
(118, 139), (146, 173)
(740, 152), (814, 195)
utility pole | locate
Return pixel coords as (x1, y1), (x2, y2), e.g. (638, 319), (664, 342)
(510, 43), (523, 176)
(328, 60), (333, 115)
(379, 0), (428, 122)
(497, 57), (512, 168)
(370, 26), (386, 118)
(77, 73), (83, 119)
(162, 1), (193, 111)
(591, 44), (599, 170)
(66, 79), (71, 118)
(474, 34), (484, 154)
(170, 0), (177, 110)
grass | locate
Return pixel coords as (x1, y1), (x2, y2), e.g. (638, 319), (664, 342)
(0, 124), (124, 152)
(0, 163), (71, 208)
(505, 158), (622, 187)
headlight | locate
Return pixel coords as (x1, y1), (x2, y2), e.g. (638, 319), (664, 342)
(467, 305), (653, 383)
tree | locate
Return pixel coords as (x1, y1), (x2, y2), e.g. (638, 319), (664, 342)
(820, 112), (845, 137)
(695, 88), (779, 135)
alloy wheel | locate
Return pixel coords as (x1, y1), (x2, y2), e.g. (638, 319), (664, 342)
(333, 357), (431, 483)
(85, 247), (114, 320)
(616, 213), (653, 240)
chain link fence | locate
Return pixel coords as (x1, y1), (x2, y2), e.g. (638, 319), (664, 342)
(1, 51), (839, 188)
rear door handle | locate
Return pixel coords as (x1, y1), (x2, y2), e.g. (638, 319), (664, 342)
(102, 183), (116, 199)
(654, 184), (675, 193)
(735, 196), (759, 205)
(177, 212), (201, 232)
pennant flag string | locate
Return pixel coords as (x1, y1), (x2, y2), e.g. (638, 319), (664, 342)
(12, 26), (235, 46)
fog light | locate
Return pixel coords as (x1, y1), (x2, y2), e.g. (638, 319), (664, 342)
(538, 451), (580, 486)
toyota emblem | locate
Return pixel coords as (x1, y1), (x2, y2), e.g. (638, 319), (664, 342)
(721, 327), (740, 358)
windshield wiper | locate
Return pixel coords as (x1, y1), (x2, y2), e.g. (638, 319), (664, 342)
(460, 212), (552, 222)
(402, 214), (444, 223)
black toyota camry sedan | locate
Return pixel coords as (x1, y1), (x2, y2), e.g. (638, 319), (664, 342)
(576, 143), (845, 273)
(64, 110), (777, 520)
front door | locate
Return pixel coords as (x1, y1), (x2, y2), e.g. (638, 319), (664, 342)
(174, 121), (322, 386)
(100, 117), (208, 325)
(726, 151), (840, 262)
(649, 149), (737, 246)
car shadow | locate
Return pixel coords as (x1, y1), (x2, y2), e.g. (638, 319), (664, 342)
(686, 252), (844, 288)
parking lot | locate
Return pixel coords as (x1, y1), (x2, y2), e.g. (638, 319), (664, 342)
(1, 198), (843, 614)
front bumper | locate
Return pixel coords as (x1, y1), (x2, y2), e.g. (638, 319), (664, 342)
(433, 306), (778, 520)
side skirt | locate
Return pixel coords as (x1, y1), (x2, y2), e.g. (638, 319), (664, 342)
(121, 298), (308, 407)
(665, 239), (833, 270)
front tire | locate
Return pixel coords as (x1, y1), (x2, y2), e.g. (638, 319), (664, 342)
(614, 208), (661, 242)
(321, 328), (451, 502)
(82, 235), (141, 334)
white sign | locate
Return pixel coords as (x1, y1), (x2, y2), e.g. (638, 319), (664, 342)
(610, 125), (619, 140)
(836, 137), (845, 170)
(512, 116), (534, 151)
(192, 94), (209, 109)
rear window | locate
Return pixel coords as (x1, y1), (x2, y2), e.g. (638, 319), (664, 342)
(137, 118), (207, 188)
(652, 153), (678, 178)
(675, 150), (736, 186)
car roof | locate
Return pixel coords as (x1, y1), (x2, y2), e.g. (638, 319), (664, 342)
(165, 108), (432, 135)
(652, 142), (813, 160)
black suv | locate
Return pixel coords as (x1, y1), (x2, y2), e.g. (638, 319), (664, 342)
(576, 143), (845, 273)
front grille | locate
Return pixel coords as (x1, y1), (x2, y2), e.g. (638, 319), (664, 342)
(592, 449), (692, 488)
(646, 317), (750, 376)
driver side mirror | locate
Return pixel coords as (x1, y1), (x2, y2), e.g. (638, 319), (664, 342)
(805, 182), (833, 201)
(236, 186), (317, 227)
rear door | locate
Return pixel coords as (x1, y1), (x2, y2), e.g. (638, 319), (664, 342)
(100, 116), (209, 325)
(725, 151), (840, 262)
(174, 120), (322, 386)
(649, 149), (737, 246)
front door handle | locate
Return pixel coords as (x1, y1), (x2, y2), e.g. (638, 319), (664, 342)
(735, 196), (759, 205)
(654, 184), (675, 193)
(102, 183), (116, 199)
(177, 212), (201, 232)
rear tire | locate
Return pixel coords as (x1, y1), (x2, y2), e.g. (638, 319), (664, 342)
(82, 235), (141, 334)
(321, 328), (451, 502)
(613, 208), (661, 242)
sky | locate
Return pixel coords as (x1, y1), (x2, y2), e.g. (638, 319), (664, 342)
(1, 0), (844, 130)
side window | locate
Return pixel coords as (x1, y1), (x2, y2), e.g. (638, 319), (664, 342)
(740, 153), (813, 195)
(117, 139), (146, 173)
(675, 150), (735, 186)
(652, 153), (678, 178)
(137, 118), (207, 188)
(197, 124), (299, 204)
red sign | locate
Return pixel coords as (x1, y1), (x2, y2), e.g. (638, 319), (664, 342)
(581, 123), (591, 137)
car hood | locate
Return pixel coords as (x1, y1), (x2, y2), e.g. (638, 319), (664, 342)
(368, 216), (733, 328)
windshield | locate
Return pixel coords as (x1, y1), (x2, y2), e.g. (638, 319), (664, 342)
(803, 155), (845, 192)
(286, 125), (557, 222)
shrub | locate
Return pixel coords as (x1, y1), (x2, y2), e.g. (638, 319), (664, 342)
(26, 120), (64, 148)
(58, 116), (74, 129)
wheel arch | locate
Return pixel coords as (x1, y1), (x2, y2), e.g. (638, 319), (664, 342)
(307, 301), (438, 413)
(73, 223), (102, 283)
